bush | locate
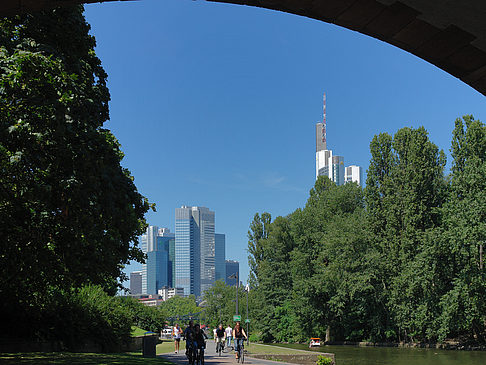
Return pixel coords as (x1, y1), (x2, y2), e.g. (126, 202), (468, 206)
(316, 355), (333, 365)
(118, 297), (166, 334)
(51, 285), (134, 351)
(249, 333), (261, 342)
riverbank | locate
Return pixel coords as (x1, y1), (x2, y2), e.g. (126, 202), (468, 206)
(268, 342), (486, 365)
(321, 340), (486, 351)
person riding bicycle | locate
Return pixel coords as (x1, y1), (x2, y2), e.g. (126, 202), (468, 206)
(194, 324), (208, 363)
(183, 320), (197, 360)
(215, 323), (226, 352)
(232, 321), (247, 360)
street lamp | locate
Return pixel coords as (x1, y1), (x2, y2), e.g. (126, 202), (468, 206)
(227, 272), (239, 317)
(245, 284), (250, 345)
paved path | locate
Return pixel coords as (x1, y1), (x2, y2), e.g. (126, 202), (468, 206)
(160, 342), (295, 365)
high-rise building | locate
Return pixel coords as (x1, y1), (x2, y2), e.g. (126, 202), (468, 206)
(330, 155), (345, 186)
(225, 260), (239, 286)
(345, 165), (363, 186)
(141, 226), (175, 294)
(215, 233), (226, 282)
(175, 206), (215, 297)
(130, 271), (142, 295)
(146, 250), (168, 294)
(158, 286), (184, 301)
(315, 93), (361, 187)
(168, 237), (176, 288)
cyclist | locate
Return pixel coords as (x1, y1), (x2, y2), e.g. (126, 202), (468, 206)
(215, 323), (226, 354)
(232, 321), (247, 360)
(183, 320), (197, 363)
(194, 324), (208, 364)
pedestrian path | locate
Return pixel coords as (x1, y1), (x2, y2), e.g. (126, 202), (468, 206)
(160, 342), (296, 365)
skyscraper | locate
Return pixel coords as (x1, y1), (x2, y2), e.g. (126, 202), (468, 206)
(345, 165), (363, 186)
(175, 206), (215, 297)
(315, 93), (361, 187)
(130, 271), (142, 295)
(141, 226), (175, 294)
(215, 233), (226, 282)
(225, 260), (239, 286)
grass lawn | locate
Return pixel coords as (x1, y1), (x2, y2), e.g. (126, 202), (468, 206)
(157, 340), (177, 355)
(131, 326), (149, 337)
(0, 352), (176, 364)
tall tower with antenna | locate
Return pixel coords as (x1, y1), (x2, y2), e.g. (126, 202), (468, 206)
(316, 93), (327, 152)
(322, 92), (327, 147)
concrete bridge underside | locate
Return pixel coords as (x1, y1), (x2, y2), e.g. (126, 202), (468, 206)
(2, 0), (486, 97)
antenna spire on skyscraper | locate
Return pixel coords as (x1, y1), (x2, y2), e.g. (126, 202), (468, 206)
(323, 92), (327, 145)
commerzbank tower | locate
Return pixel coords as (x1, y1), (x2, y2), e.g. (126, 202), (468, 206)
(315, 93), (362, 186)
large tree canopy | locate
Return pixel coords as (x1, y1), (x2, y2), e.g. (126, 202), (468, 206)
(0, 6), (149, 337)
(246, 123), (486, 344)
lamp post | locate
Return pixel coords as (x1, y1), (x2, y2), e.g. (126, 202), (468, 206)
(245, 284), (250, 345)
(228, 272), (239, 317)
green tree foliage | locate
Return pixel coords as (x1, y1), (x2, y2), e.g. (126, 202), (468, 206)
(248, 122), (486, 344)
(439, 116), (486, 342)
(158, 295), (203, 324)
(202, 280), (250, 329)
(0, 7), (149, 340)
(118, 297), (166, 334)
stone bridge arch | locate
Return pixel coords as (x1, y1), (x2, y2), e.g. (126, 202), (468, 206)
(3, 0), (486, 96)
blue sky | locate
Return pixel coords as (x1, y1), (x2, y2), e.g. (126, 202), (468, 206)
(84, 0), (485, 286)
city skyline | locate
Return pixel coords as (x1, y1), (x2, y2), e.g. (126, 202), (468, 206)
(84, 0), (486, 287)
(134, 215), (238, 297)
(315, 94), (362, 186)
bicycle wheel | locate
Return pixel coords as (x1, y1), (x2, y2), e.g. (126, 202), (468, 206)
(201, 349), (205, 365)
(241, 348), (244, 364)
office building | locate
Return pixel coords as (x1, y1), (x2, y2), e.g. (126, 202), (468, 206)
(130, 271), (142, 295)
(345, 165), (363, 186)
(175, 206), (215, 297)
(330, 155), (345, 186)
(215, 233), (226, 281)
(225, 260), (239, 286)
(158, 286), (185, 301)
(315, 93), (361, 187)
(141, 226), (175, 295)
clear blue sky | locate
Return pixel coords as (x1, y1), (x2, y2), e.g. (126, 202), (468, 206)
(84, 0), (485, 287)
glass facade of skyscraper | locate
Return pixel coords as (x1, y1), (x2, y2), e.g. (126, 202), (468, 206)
(175, 206), (215, 297)
(215, 233), (226, 281)
(146, 250), (168, 294)
(140, 226), (175, 295)
(175, 208), (195, 297)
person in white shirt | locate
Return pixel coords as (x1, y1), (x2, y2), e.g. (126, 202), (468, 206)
(172, 323), (181, 353)
(225, 324), (233, 347)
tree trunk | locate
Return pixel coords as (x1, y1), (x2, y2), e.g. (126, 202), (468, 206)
(325, 326), (331, 343)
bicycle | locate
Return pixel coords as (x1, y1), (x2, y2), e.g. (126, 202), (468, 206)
(196, 342), (205, 365)
(235, 338), (246, 363)
(216, 338), (225, 356)
(185, 341), (198, 365)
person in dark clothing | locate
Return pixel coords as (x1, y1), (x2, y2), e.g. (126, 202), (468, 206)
(215, 323), (226, 352)
(194, 324), (208, 363)
(183, 320), (196, 360)
(232, 321), (247, 359)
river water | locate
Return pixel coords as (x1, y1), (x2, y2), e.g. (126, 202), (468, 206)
(269, 343), (486, 365)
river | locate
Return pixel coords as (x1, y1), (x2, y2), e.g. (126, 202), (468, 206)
(268, 343), (486, 365)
